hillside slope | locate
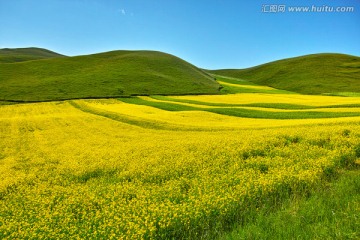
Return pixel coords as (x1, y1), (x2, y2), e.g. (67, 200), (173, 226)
(0, 47), (65, 63)
(210, 53), (360, 94)
(0, 50), (220, 101)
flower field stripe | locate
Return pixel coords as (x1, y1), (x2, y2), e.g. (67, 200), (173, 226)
(0, 95), (359, 239)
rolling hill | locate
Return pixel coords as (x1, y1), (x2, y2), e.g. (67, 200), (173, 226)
(0, 50), (220, 101)
(0, 47), (66, 63)
(209, 53), (360, 95)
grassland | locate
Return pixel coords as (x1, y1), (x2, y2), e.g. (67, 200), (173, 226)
(0, 91), (360, 239)
(0, 50), (220, 101)
(2, 49), (359, 103)
(0, 48), (359, 239)
(0, 47), (65, 63)
(210, 53), (360, 94)
(220, 167), (360, 239)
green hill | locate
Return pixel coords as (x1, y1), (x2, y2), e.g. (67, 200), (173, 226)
(0, 50), (220, 101)
(0, 47), (66, 63)
(210, 53), (360, 95)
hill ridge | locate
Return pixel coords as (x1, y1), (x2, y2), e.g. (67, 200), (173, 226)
(209, 53), (360, 95)
(0, 49), (220, 101)
(0, 47), (66, 63)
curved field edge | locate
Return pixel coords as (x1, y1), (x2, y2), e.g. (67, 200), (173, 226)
(68, 100), (360, 130)
(219, 166), (360, 240)
(68, 100), (227, 131)
(151, 95), (360, 110)
(215, 75), (296, 95)
(1, 125), (359, 239)
(119, 97), (360, 119)
(0, 100), (360, 239)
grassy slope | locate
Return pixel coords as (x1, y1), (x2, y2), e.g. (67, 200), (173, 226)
(220, 165), (360, 240)
(0, 50), (220, 101)
(0, 47), (65, 63)
(216, 75), (296, 95)
(210, 53), (360, 94)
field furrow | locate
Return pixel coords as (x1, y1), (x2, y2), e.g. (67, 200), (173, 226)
(0, 95), (359, 239)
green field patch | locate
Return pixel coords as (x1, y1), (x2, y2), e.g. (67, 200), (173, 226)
(215, 75), (295, 94)
(219, 167), (360, 240)
(220, 83), (294, 94)
(120, 97), (197, 111)
(122, 97), (360, 119)
(69, 100), (213, 131)
(153, 95), (360, 110)
(209, 108), (360, 119)
(0, 101), (18, 106)
(152, 96), (315, 109)
(324, 92), (360, 97)
(213, 75), (258, 86)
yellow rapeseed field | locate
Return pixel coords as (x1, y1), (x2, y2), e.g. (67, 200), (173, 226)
(171, 93), (360, 106)
(0, 93), (359, 239)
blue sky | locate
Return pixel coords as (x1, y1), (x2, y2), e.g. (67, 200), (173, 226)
(0, 0), (359, 69)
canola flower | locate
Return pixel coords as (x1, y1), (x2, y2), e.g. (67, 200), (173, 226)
(170, 93), (360, 106)
(82, 98), (360, 129)
(0, 94), (359, 239)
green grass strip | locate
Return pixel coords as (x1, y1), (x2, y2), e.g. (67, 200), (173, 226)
(219, 167), (360, 240)
(153, 96), (360, 110)
(152, 96), (314, 109)
(69, 100), (214, 131)
(213, 75), (296, 94)
(120, 97), (360, 119)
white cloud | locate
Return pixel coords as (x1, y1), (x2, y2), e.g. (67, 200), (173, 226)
(120, 9), (126, 15)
